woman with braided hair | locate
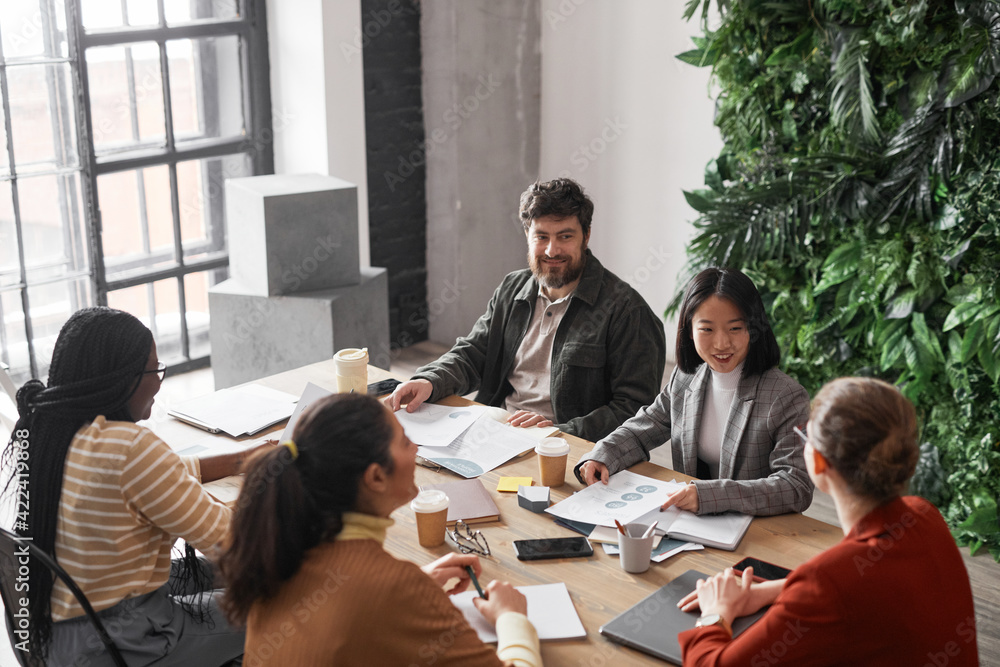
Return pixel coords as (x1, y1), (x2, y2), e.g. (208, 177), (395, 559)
(2, 307), (262, 666)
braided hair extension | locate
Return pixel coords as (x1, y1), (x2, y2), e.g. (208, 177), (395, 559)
(0, 307), (212, 659)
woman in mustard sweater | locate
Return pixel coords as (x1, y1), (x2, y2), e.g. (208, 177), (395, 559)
(221, 393), (542, 666)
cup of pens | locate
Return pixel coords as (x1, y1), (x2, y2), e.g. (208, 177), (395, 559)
(617, 521), (656, 574)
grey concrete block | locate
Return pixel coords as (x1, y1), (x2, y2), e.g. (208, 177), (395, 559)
(225, 174), (361, 296)
(209, 267), (389, 388)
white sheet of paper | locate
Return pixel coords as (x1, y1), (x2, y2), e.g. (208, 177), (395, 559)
(480, 406), (561, 441)
(451, 582), (586, 642)
(601, 540), (703, 562)
(545, 470), (677, 527)
(394, 403), (487, 446)
(168, 433), (264, 457)
(279, 382), (334, 443)
(417, 414), (538, 478)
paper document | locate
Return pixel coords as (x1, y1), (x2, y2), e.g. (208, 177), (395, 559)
(612, 484), (752, 551)
(279, 382), (334, 442)
(394, 403), (487, 446)
(546, 471), (682, 528)
(202, 476), (243, 507)
(452, 582), (586, 642)
(416, 411), (538, 478)
(601, 539), (704, 563)
(168, 384), (297, 438)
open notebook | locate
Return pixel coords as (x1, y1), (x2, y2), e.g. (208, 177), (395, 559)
(587, 504), (752, 551)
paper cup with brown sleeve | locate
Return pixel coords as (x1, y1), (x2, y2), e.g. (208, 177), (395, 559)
(333, 348), (368, 393)
(535, 437), (571, 487)
(410, 489), (449, 548)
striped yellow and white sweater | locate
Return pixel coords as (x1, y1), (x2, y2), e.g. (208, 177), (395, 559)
(51, 416), (231, 621)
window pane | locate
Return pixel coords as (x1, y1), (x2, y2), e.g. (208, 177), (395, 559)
(99, 165), (177, 281)
(0, 2), (69, 60)
(80, 0), (123, 30)
(165, 0), (239, 25)
(0, 181), (18, 288)
(6, 63), (79, 174)
(107, 278), (183, 362)
(18, 173), (88, 282)
(28, 276), (94, 379)
(169, 36), (245, 143)
(177, 153), (249, 261)
(1, 289), (29, 380)
(183, 270), (217, 360)
(80, 0), (158, 30)
(88, 43), (166, 156)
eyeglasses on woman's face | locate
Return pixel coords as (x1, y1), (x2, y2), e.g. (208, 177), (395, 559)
(139, 362), (167, 382)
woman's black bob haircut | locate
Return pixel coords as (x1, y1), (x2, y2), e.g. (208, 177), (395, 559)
(675, 267), (781, 376)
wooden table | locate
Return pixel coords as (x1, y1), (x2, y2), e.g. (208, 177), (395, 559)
(150, 361), (843, 666)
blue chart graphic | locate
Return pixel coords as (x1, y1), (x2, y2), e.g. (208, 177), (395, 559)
(449, 411), (472, 419)
(605, 501), (627, 509)
(635, 485), (658, 494)
(621, 493), (643, 501)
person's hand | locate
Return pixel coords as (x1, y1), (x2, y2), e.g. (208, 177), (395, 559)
(678, 568), (786, 614)
(660, 482), (699, 512)
(473, 580), (527, 624)
(421, 553), (481, 594)
(384, 379), (434, 412)
(579, 460), (610, 485)
(688, 568), (760, 622)
(507, 410), (554, 429)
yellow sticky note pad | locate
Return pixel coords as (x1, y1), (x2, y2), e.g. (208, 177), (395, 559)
(497, 477), (533, 492)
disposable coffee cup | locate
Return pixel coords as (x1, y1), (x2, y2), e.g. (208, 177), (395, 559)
(618, 522), (655, 574)
(535, 437), (571, 487)
(410, 489), (449, 548)
(334, 348), (368, 393)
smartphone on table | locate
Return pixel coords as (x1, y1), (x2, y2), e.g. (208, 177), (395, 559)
(513, 537), (594, 561)
(732, 556), (792, 582)
(367, 378), (401, 396)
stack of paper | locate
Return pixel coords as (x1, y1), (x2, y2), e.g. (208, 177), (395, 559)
(396, 404), (543, 478)
(168, 384), (298, 438)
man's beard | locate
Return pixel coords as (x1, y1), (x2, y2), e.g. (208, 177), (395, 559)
(528, 247), (587, 290)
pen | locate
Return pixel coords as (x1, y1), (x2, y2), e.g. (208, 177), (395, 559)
(641, 521), (658, 539)
(466, 565), (488, 599)
(614, 519), (628, 537)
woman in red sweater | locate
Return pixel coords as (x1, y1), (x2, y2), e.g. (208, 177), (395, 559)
(678, 377), (978, 666)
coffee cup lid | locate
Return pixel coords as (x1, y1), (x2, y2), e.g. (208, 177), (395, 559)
(410, 489), (449, 512)
(335, 348), (368, 361)
(535, 437), (570, 456)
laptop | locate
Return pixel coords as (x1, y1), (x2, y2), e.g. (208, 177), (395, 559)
(599, 569), (766, 664)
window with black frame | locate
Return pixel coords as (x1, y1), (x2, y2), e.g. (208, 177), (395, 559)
(0, 0), (272, 385)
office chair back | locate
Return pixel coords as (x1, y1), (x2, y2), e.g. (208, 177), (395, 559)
(0, 363), (17, 435)
(0, 527), (127, 667)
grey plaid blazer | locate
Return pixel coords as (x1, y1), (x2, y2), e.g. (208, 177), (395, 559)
(574, 364), (813, 516)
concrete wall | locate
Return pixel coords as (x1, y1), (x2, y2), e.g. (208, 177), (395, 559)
(539, 0), (721, 363)
(421, 0), (542, 345)
(266, 0), (371, 268)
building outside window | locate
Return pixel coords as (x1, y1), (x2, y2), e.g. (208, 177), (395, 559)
(0, 0), (272, 385)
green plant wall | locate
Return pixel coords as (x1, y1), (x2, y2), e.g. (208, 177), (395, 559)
(676, 0), (1000, 558)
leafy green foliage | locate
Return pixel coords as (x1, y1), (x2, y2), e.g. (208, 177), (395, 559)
(677, 0), (1000, 558)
